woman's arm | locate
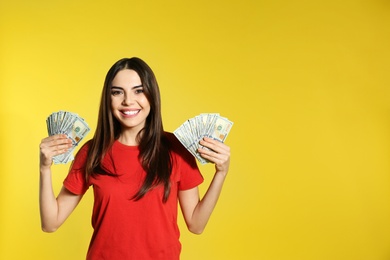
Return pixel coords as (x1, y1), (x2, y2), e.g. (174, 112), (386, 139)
(39, 134), (83, 232)
(179, 137), (230, 234)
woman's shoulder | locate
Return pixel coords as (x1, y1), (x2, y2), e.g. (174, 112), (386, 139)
(75, 139), (92, 157)
(163, 132), (181, 149)
(164, 131), (175, 142)
(163, 132), (199, 170)
(164, 131), (194, 159)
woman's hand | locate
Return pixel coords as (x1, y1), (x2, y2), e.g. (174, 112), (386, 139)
(39, 134), (73, 169)
(198, 137), (230, 176)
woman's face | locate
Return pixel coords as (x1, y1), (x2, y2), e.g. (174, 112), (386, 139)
(110, 69), (151, 135)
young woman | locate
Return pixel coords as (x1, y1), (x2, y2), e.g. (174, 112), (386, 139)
(39, 57), (231, 259)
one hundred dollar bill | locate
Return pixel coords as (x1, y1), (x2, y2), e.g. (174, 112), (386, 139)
(46, 111), (91, 164)
(174, 113), (233, 164)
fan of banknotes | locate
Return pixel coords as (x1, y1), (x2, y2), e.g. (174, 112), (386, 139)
(174, 113), (233, 164)
(46, 111), (91, 164)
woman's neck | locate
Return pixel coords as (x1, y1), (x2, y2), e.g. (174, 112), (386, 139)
(118, 130), (141, 146)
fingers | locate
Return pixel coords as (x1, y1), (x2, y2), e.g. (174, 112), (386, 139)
(199, 137), (230, 154)
(40, 134), (73, 153)
(40, 134), (73, 167)
(198, 137), (230, 173)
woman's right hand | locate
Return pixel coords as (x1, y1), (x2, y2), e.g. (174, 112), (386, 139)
(39, 134), (73, 169)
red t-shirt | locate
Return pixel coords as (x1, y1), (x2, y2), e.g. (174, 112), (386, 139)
(63, 133), (204, 260)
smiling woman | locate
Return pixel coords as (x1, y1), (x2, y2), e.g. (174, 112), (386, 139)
(2, 0), (390, 259)
(38, 57), (231, 260)
(110, 69), (151, 141)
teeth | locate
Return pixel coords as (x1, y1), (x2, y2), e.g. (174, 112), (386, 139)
(123, 110), (139, 115)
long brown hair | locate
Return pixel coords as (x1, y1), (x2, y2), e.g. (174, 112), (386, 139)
(85, 57), (172, 202)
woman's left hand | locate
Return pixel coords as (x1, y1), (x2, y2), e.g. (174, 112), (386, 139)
(198, 137), (230, 176)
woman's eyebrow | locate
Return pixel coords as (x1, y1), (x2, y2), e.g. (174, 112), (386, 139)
(111, 85), (143, 90)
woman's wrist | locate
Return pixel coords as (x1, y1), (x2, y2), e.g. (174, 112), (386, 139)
(40, 165), (52, 175)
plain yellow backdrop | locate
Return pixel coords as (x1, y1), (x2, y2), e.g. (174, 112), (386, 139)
(1, 0), (390, 259)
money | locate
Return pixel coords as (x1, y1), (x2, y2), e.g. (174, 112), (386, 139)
(174, 113), (233, 164)
(46, 111), (91, 164)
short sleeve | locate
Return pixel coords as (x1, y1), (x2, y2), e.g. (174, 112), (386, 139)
(177, 152), (204, 190)
(169, 135), (204, 190)
(63, 144), (90, 195)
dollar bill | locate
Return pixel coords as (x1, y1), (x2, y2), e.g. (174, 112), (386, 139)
(46, 111), (91, 164)
(207, 116), (233, 142)
(174, 113), (233, 164)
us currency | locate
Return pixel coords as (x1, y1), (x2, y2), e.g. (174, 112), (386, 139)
(46, 111), (91, 164)
(174, 113), (233, 164)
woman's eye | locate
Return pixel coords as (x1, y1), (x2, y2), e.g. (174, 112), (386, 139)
(111, 90), (122, 96)
(135, 89), (144, 94)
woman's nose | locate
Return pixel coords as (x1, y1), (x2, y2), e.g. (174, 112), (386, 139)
(122, 93), (134, 105)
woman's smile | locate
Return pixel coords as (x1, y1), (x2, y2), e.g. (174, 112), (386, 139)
(121, 109), (141, 117)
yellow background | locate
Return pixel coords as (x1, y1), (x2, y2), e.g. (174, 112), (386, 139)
(1, 0), (390, 259)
